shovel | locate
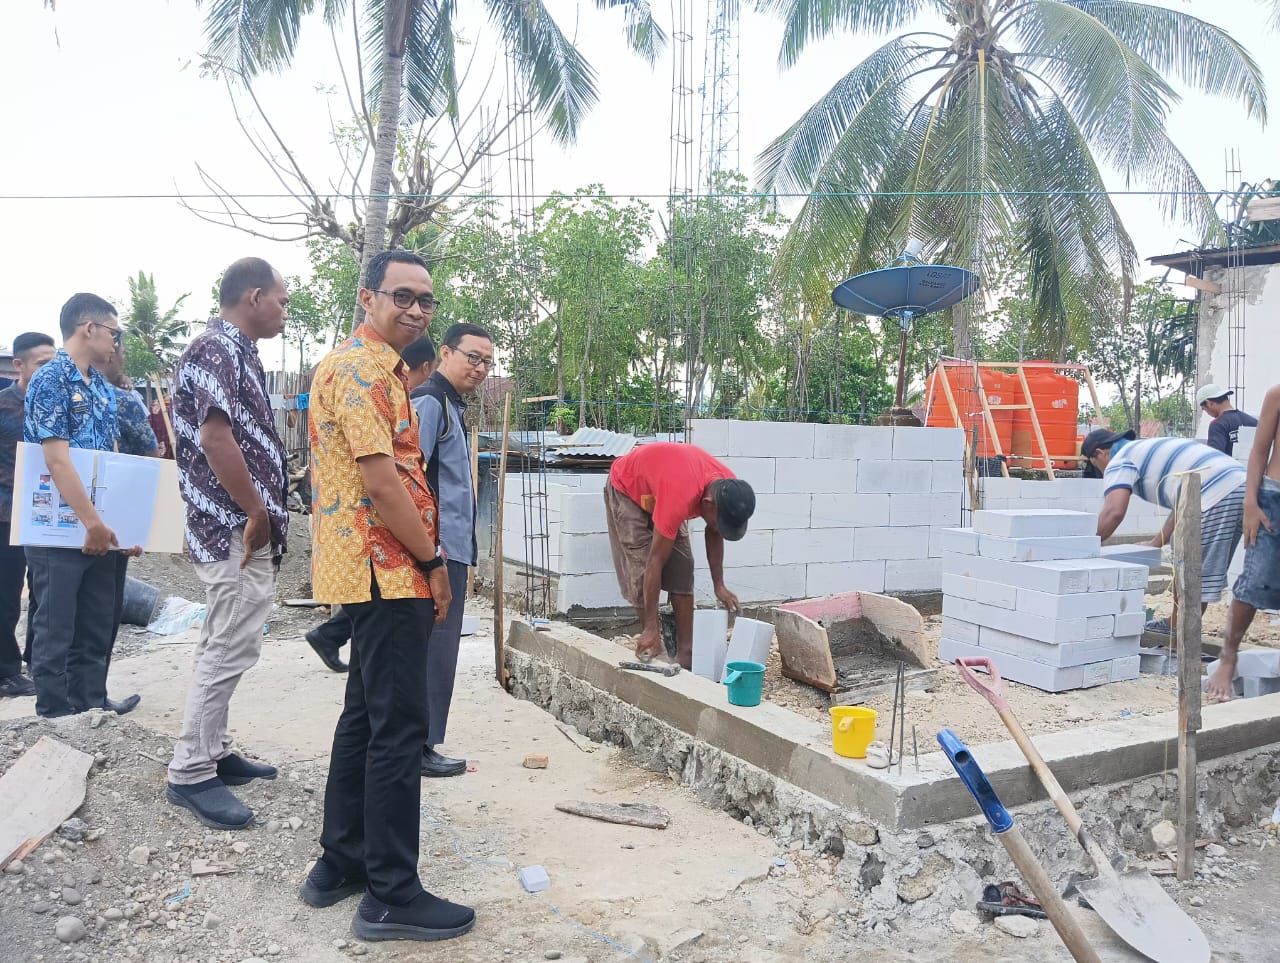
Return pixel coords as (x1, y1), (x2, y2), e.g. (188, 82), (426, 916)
(955, 656), (1210, 963)
(938, 729), (1101, 963)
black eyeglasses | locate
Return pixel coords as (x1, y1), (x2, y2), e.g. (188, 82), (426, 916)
(453, 349), (494, 369)
(80, 320), (123, 346)
(372, 288), (439, 311)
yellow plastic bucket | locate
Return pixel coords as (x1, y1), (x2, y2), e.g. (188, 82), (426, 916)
(829, 706), (877, 759)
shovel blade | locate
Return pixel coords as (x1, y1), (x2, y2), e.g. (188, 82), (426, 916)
(1075, 870), (1209, 963)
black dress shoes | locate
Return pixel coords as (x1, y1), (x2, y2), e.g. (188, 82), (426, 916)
(421, 746), (466, 778)
(305, 630), (348, 672)
(104, 693), (141, 714)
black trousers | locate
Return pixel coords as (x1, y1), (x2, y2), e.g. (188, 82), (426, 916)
(26, 546), (127, 717)
(310, 605), (353, 647)
(320, 579), (435, 906)
(0, 523), (25, 677)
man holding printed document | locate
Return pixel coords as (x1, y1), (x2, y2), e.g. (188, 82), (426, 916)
(23, 294), (143, 719)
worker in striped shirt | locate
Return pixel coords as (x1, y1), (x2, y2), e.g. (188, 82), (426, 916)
(1084, 429), (1247, 615)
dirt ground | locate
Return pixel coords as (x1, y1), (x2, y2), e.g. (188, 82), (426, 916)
(4, 535), (1280, 962)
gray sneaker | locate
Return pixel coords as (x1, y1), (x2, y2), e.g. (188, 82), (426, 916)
(167, 777), (253, 830)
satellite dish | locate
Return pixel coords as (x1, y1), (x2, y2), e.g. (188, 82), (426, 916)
(831, 255), (981, 419)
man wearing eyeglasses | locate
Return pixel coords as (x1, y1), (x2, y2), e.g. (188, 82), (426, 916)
(23, 294), (143, 718)
(410, 322), (491, 777)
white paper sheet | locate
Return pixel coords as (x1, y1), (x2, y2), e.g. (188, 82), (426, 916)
(12, 442), (163, 550)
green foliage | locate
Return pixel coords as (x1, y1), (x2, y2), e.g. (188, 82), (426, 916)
(121, 272), (191, 379)
(758, 0), (1267, 356)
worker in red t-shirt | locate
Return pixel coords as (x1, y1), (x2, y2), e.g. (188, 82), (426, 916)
(604, 442), (756, 667)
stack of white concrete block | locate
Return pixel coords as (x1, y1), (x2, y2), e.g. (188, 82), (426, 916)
(938, 509), (1149, 692)
(979, 477), (1167, 538)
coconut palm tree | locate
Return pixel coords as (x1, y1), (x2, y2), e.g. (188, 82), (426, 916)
(200, 0), (665, 282)
(122, 272), (191, 380)
(756, 0), (1267, 359)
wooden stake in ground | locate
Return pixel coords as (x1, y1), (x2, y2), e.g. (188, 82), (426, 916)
(1172, 474), (1203, 882)
(467, 422), (480, 601)
(493, 391), (513, 688)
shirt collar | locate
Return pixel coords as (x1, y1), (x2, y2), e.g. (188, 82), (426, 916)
(52, 348), (97, 388)
(212, 317), (259, 357)
(427, 369), (466, 407)
(351, 323), (405, 376)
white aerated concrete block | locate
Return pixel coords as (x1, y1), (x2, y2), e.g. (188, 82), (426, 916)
(1114, 611), (1146, 637)
(811, 494), (890, 528)
(722, 617), (775, 679)
(720, 564), (807, 603)
(726, 420), (815, 459)
(691, 530), (774, 569)
(1100, 544), (1163, 569)
(772, 528), (855, 564)
(889, 494), (934, 527)
(559, 533), (615, 574)
(689, 419), (731, 456)
(930, 462), (965, 493)
(976, 533), (1101, 562)
(775, 457), (859, 494)
(747, 494), (813, 531)
(560, 492), (608, 534)
(1015, 588), (1145, 620)
(884, 558), (942, 592)
(937, 528), (981, 556)
(977, 625), (1141, 668)
(937, 637), (1140, 691)
(806, 560), (886, 596)
(692, 609), (729, 681)
(972, 509), (1097, 539)
(854, 526), (931, 561)
(941, 617), (980, 644)
(942, 596), (1087, 644)
(857, 460), (932, 494)
(931, 494), (963, 527)
(943, 573), (1017, 609)
(557, 573), (628, 611)
(717, 457), (776, 494)
(892, 426), (965, 462)
(943, 553), (1090, 595)
(1086, 615), (1115, 639)
(813, 423), (894, 460)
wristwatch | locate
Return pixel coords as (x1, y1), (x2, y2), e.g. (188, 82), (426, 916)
(418, 550), (446, 574)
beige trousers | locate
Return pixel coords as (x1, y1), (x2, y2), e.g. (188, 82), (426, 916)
(168, 529), (277, 785)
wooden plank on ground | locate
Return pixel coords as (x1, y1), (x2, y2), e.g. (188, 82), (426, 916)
(555, 800), (670, 830)
(0, 736), (94, 868)
(774, 608), (838, 691)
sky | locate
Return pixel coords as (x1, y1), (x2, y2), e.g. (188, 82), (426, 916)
(1, 0), (1276, 363)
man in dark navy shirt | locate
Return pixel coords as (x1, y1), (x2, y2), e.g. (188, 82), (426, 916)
(0, 332), (56, 698)
(1198, 384), (1257, 457)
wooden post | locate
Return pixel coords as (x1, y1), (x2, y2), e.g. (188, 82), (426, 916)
(150, 374), (178, 454)
(467, 422), (480, 601)
(1172, 475), (1202, 881)
(493, 392), (513, 688)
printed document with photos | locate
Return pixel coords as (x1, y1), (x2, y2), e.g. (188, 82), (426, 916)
(11, 442), (163, 550)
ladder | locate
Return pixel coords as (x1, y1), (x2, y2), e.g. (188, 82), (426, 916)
(931, 361), (1104, 480)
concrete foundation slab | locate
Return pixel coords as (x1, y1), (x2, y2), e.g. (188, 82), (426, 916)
(506, 620), (1280, 832)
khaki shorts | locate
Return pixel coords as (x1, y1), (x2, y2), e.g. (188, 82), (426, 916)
(604, 483), (695, 606)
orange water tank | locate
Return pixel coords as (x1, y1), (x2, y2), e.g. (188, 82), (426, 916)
(1010, 365), (1079, 469)
(925, 364), (1022, 459)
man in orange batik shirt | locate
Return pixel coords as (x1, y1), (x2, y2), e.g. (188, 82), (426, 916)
(298, 251), (475, 944)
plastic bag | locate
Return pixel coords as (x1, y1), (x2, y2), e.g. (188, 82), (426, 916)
(146, 596), (207, 636)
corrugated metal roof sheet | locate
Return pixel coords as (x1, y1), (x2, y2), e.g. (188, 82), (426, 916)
(548, 426), (639, 459)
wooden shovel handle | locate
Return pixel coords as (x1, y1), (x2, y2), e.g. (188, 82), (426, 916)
(956, 661), (1111, 870)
